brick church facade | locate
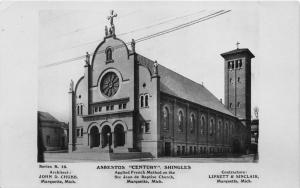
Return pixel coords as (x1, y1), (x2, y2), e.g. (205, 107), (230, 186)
(68, 11), (254, 158)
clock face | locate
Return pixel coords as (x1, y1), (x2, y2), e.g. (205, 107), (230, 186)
(100, 72), (119, 97)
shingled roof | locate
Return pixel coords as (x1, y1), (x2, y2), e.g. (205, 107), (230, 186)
(136, 54), (234, 116)
(38, 111), (59, 122)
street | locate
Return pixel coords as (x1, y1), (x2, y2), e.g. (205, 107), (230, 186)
(43, 152), (258, 163)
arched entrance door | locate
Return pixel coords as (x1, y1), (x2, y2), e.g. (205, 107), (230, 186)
(101, 125), (112, 148)
(114, 124), (125, 147)
(90, 126), (100, 148)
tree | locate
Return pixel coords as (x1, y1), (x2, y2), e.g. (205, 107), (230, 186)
(253, 106), (259, 119)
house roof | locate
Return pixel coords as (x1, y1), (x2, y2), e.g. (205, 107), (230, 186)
(136, 54), (235, 117)
(38, 111), (68, 129)
(38, 111), (59, 122)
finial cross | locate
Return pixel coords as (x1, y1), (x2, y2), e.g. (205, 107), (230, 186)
(107, 10), (117, 27)
(236, 41), (240, 49)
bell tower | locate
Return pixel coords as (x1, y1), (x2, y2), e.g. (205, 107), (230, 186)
(221, 43), (255, 126)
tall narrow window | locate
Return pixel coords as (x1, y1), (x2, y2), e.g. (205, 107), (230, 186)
(106, 47), (112, 62)
(140, 95), (144, 108)
(200, 116), (205, 135)
(231, 61), (234, 69)
(178, 111), (183, 132)
(145, 94), (149, 107)
(145, 122), (150, 133)
(228, 61), (231, 69)
(80, 105), (83, 115)
(46, 135), (50, 145)
(163, 107), (169, 130)
(209, 118), (214, 136)
(224, 123), (228, 142)
(235, 60), (239, 68)
(190, 114), (195, 133)
(218, 120), (222, 138)
(77, 105), (80, 115)
(239, 59), (242, 68)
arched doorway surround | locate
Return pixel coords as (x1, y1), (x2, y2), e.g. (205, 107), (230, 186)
(101, 125), (112, 148)
(114, 124), (125, 147)
(89, 126), (100, 148)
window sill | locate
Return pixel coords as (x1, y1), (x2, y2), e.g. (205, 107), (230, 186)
(106, 60), (114, 64)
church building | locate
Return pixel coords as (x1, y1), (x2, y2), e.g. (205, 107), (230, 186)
(68, 11), (254, 158)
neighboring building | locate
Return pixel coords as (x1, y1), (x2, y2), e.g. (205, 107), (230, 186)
(38, 111), (68, 151)
(68, 11), (255, 157)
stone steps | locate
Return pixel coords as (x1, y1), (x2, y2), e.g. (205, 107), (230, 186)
(74, 146), (129, 153)
(44, 151), (154, 162)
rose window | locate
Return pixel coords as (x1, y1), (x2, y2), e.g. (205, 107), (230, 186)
(100, 72), (119, 97)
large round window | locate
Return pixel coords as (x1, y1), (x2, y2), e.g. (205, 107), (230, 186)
(100, 72), (119, 97)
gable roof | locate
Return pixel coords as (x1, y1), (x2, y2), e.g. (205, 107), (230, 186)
(136, 54), (234, 117)
(38, 111), (59, 122)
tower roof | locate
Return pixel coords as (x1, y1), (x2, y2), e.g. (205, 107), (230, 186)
(220, 48), (255, 59)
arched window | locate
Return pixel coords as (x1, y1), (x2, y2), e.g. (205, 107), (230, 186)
(209, 118), (214, 136)
(145, 94), (149, 107)
(200, 116), (205, 135)
(239, 59), (242, 68)
(106, 47), (112, 62)
(231, 62), (234, 69)
(190, 114), (195, 133)
(218, 120), (222, 138)
(80, 105), (83, 115)
(178, 111), (183, 132)
(77, 105), (80, 115)
(228, 123), (232, 140)
(163, 107), (169, 130)
(224, 122), (228, 143)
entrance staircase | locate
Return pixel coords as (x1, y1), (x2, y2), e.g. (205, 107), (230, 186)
(71, 146), (154, 161)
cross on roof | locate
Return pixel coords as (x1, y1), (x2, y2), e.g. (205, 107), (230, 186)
(107, 10), (117, 27)
(236, 41), (240, 49)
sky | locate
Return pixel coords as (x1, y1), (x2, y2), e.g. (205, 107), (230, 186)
(38, 2), (259, 123)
